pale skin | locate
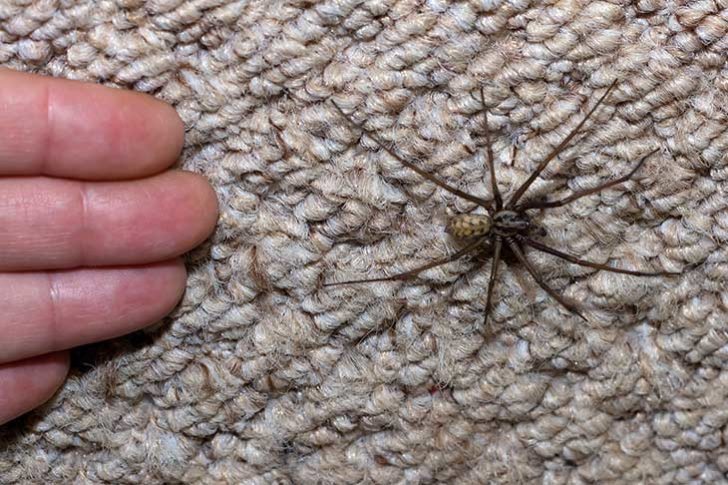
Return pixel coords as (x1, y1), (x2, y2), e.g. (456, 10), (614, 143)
(0, 68), (219, 425)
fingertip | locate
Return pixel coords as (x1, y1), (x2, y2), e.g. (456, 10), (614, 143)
(194, 172), (220, 239)
(169, 170), (220, 250)
(143, 95), (186, 171)
(128, 258), (189, 325)
(104, 90), (186, 177)
(0, 351), (70, 425)
(37, 351), (71, 393)
(159, 258), (188, 311)
(115, 259), (189, 326)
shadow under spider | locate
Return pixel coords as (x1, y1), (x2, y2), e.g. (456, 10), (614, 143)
(324, 80), (680, 325)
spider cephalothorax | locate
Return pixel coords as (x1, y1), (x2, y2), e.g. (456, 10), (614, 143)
(324, 80), (678, 324)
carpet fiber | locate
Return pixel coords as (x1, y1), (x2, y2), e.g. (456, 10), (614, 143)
(1, 0), (728, 483)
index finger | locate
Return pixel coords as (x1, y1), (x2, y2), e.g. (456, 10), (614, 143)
(0, 68), (185, 179)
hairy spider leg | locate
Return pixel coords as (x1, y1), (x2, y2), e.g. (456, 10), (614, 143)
(506, 238), (588, 321)
(330, 100), (492, 209)
(507, 79), (619, 208)
(480, 87), (502, 210)
(517, 235), (679, 276)
(323, 237), (485, 286)
(483, 235), (503, 325)
(518, 148), (658, 210)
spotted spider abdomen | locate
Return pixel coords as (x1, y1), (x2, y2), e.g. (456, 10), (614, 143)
(447, 214), (492, 238)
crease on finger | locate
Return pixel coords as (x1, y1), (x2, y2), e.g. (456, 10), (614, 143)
(45, 271), (62, 354)
(77, 179), (91, 267)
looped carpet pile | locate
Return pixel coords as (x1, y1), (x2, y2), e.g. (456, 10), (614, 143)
(2, 0), (728, 483)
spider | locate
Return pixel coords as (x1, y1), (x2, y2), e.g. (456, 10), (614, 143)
(323, 80), (678, 324)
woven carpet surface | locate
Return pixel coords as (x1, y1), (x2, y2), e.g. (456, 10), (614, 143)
(1, 0), (728, 483)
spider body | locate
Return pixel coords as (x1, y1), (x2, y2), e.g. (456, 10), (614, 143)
(448, 210), (530, 239)
(492, 210), (531, 237)
(325, 80), (678, 325)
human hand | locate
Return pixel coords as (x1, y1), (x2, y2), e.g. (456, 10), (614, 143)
(0, 68), (218, 424)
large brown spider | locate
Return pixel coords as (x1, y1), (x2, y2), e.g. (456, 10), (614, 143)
(324, 80), (678, 324)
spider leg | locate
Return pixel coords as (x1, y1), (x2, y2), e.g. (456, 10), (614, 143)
(324, 237), (484, 286)
(483, 235), (503, 326)
(269, 117), (292, 160)
(480, 86), (503, 210)
(518, 235), (680, 276)
(330, 99), (492, 209)
(506, 79), (618, 208)
(506, 237), (588, 321)
(519, 149), (658, 210)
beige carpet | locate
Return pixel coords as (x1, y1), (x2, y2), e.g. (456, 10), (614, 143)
(2, 0), (728, 483)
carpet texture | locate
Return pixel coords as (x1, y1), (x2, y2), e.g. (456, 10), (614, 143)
(2, 0), (728, 483)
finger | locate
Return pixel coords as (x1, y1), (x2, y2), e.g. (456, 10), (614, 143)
(0, 351), (69, 425)
(0, 171), (218, 270)
(0, 259), (186, 363)
(0, 67), (184, 179)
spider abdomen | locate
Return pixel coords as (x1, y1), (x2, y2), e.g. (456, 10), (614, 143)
(447, 214), (492, 238)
